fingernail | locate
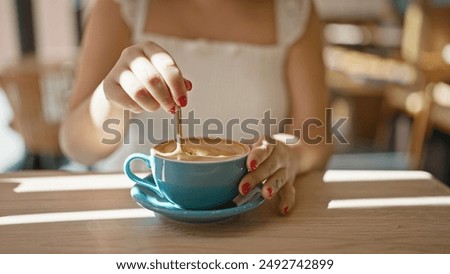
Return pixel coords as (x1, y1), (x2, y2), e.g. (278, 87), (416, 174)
(250, 160), (258, 171)
(283, 206), (289, 215)
(267, 187), (273, 198)
(184, 79), (192, 91)
(169, 106), (176, 114)
(178, 95), (187, 107)
(242, 182), (251, 195)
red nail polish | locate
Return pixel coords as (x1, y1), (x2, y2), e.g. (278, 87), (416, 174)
(283, 206), (289, 215)
(242, 182), (251, 195)
(184, 79), (192, 91)
(267, 187), (273, 198)
(250, 160), (258, 171)
(178, 95), (187, 107)
(169, 106), (176, 114)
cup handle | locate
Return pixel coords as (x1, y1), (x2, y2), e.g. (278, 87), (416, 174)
(124, 153), (164, 198)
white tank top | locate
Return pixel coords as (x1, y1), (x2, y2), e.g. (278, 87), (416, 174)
(95, 0), (311, 171)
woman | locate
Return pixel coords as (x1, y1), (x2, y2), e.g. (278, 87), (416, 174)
(60, 0), (332, 215)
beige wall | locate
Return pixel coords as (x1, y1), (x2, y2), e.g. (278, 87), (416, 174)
(32, 0), (78, 62)
(0, 0), (20, 69)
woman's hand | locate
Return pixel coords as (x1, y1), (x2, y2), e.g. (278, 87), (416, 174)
(103, 41), (192, 114)
(238, 137), (300, 216)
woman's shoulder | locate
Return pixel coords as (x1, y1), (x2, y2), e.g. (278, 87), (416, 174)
(113, 0), (145, 30)
(276, 0), (312, 46)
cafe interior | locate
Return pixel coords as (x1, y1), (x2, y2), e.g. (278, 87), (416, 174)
(1, 0), (449, 184)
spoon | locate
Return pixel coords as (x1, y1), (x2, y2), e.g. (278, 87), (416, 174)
(173, 106), (194, 157)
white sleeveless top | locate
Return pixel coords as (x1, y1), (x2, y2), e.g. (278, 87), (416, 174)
(94, 0), (311, 171)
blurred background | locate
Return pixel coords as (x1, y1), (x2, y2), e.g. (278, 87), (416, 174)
(0, 0), (449, 185)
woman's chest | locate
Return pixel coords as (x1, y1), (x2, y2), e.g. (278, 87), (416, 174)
(144, 0), (277, 45)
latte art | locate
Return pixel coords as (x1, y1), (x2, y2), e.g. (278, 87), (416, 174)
(152, 138), (249, 161)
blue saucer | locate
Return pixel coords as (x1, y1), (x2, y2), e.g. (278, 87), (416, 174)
(130, 175), (265, 223)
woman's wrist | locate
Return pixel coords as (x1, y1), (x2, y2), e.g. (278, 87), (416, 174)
(90, 81), (124, 123)
(271, 133), (331, 176)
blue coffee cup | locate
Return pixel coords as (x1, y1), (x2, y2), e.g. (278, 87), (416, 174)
(124, 141), (249, 210)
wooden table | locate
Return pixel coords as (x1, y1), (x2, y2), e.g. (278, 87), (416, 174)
(1, 170), (449, 253)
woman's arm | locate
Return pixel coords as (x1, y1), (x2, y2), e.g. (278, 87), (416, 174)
(286, 4), (333, 174)
(237, 5), (333, 215)
(59, 0), (132, 165)
(60, 0), (190, 165)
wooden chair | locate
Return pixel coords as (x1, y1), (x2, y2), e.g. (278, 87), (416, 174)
(428, 82), (450, 135)
(0, 57), (74, 169)
(421, 81), (450, 185)
(378, 0), (450, 169)
(321, 0), (406, 150)
(328, 0), (450, 170)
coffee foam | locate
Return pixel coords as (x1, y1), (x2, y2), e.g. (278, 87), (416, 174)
(152, 138), (249, 162)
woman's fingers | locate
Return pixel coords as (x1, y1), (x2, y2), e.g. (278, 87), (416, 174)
(105, 42), (192, 113)
(238, 139), (296, 216)
(260, 168), (287, 199)
(142, 42), (189, 107)
(246, 140), (274, 171)
(238, 144), (278, 196)
(117, 69), (160, 112)
(184, 78), (193, 92)
(129, 56), (175, 113)
(103, 77), (144, 113)
(278, 180), (296, 216)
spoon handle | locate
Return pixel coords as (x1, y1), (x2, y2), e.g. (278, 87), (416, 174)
(174, 106), (183, 145)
